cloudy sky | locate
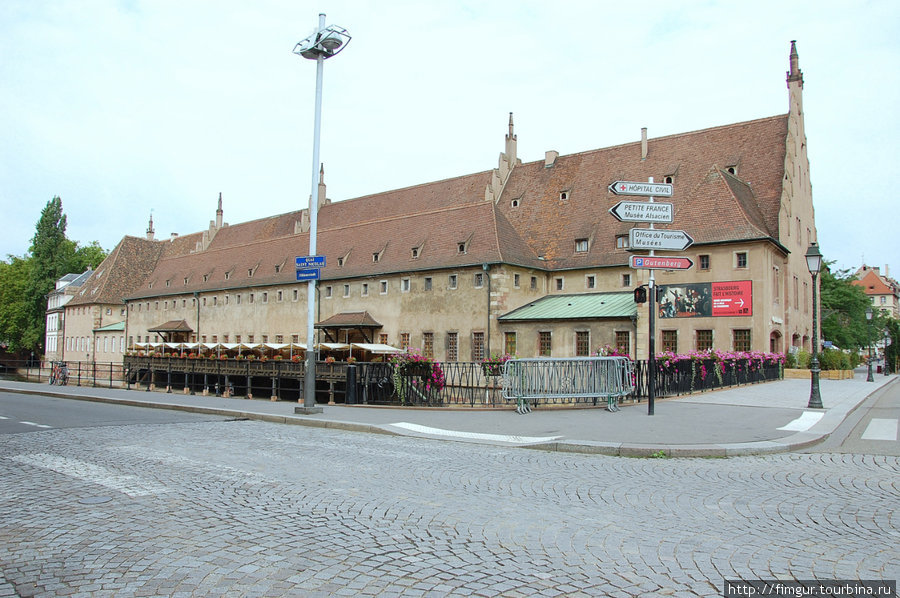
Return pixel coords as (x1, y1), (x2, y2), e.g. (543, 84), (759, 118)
(1, 1), (898, 276)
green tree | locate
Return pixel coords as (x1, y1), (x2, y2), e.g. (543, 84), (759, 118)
(0, 256), (35, 353)
(820, 262), (871, 350)
(885, 319), (899, 374)
(1, 197), (108, 355)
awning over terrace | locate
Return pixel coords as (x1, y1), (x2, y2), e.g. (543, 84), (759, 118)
(315, 311), (383, 344)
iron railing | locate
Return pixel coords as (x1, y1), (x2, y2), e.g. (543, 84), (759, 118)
(4, 355), (783, 408)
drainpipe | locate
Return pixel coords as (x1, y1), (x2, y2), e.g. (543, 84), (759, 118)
(194, 291), (200, 345)
(483, 263), (491, 355)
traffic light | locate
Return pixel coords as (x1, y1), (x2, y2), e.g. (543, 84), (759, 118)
(633, 286), (647, 304)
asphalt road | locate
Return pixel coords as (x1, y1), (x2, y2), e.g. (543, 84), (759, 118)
(802, 376), (900, 456)
(0, 390), (232, 434)
(1, 395), (897, 597)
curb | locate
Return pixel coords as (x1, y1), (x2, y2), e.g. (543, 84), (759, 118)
(3, 379), (895, 458)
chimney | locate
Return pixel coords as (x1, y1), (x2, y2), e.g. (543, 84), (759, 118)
(544, 150), (559, 168)
(641, 127), (648, 161)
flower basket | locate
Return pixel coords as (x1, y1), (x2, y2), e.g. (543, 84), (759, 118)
(398, 362), (431, 377)
(481, 362), (504, 376)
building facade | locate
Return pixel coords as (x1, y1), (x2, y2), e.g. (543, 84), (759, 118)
(58, 42), (819, 364)
(853, 265), (899, 319)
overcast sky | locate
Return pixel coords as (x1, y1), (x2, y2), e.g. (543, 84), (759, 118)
(2, 1), (898, 277)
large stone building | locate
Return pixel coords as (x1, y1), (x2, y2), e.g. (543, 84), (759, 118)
(57, 42), (818, 364)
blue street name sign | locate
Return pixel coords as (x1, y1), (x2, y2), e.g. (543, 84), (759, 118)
(295, 255), (326, 268)
(296, 268), (321, 282)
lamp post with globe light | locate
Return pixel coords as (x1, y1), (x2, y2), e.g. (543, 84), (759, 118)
(293, 14), (350, 413)
(805, 243), (823, 409)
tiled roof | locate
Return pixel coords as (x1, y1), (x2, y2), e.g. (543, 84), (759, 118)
(69, 236), (166, 306)
(852, 270), (896, 295)
(123, 113), (790, 300)
(497, 115), (788, 269)
(148, 319), (194, 333)
(315, 311), (382, 328)
(499, 292), (636, 321)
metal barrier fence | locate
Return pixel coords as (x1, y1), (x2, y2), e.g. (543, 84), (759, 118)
(3, 360), (127, 388)
(4, 355), (783, 408)
(502, 357), (635, 413)
(632, 357), (782, 399)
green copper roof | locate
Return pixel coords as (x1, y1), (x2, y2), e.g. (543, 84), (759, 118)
(499, 292), (636, 322)
(93, 321), (126, 332)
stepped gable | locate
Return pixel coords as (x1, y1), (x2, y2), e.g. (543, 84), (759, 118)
(497, 115), (789, 268)
(69, 236), (167, 306)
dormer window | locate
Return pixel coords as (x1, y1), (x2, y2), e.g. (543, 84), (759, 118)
(457, 242), (467, 254)
(148, 282), (153, 289)
(203, 274), (209, 282)
(726, 165), (737, 176)
(559, 190), (569, 201)
(411, 247), (419, 259)
(165, 280), (170, 288)
(664, 176), (673, 184)
(274, 264), (281, 273)
(511, 198), (520, 208)
(184, 277), (189, 285)
(248, 268), (254, 277)
(225, 271), (231, 280)
(575, 239), (589, 253)
(337, 257), (344, 267)
(372, 252), (380, 263)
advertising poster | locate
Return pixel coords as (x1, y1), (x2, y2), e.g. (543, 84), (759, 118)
(658, 281), (752, 318)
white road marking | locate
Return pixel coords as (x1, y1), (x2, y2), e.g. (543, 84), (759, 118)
(19, 421), (52, 429)
(777, 411), (824, 432)
(9, 453), (168, 497)
(388, 422), (562, 445)
(860, 418), (898, 441)
(0, 416), (9, 419)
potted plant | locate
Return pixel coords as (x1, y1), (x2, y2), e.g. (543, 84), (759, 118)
(482, 352), (514, 376)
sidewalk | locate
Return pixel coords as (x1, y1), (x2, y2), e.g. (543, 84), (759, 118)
(1, 371), (895, 457)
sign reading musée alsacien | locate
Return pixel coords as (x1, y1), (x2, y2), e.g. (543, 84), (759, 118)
(658, 281), (752, 318)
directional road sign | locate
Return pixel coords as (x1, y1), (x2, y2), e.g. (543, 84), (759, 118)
(296, 255), (326, 268)
(630, 255), (693, 270)
(608, 181), (674, 197)
(609, 200), (674, 223)
(628, 228), (694, 251)
(296, 268), (321, 282)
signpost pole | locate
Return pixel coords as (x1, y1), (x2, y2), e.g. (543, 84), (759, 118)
(647, 177), (656, 416)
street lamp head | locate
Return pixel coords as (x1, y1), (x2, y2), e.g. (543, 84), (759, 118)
(293, 23), (350, 60)
(866, 307), (873, 321)
(805, 242), (823, 275)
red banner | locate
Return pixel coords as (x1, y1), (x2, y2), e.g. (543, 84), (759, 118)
(657, 281), (752, 318)
(711, 281), (753, 316)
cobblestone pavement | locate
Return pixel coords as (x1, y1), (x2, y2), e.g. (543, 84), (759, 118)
(1, 420), (897, 597)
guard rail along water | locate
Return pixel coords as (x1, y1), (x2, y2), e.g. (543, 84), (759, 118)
(501, 357), (635, 414)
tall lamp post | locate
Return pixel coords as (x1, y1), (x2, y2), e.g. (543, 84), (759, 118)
(293, 14), (350, 413)
(805, 243), (823, 409)
(865, 307), (874, 382)
(885, 329), (891, 376)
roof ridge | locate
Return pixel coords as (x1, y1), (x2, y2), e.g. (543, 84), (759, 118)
(320, 201), (491, 232)
(330, 169), (493, 204)
(515, 113), (789, 168)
